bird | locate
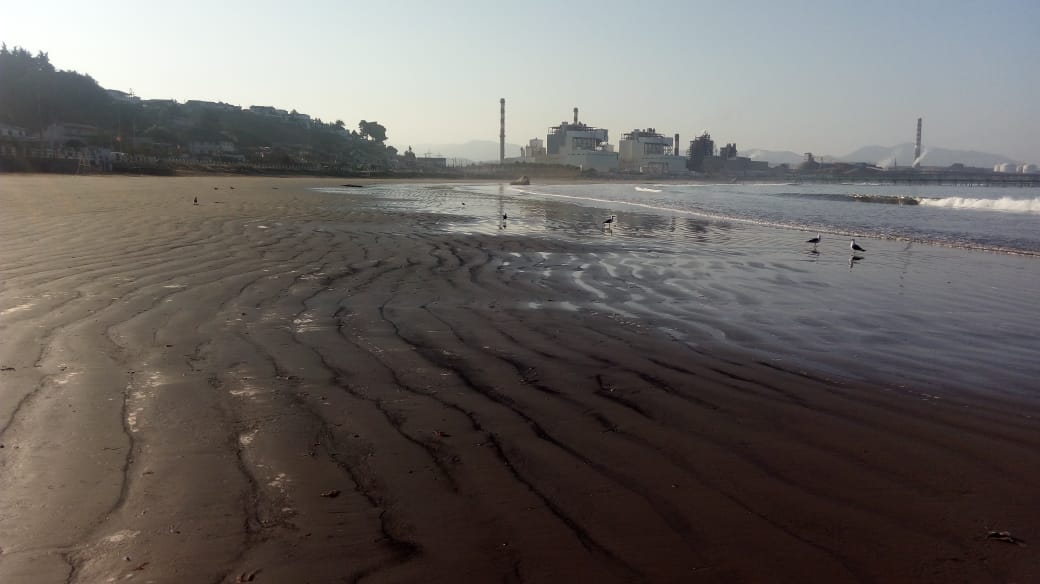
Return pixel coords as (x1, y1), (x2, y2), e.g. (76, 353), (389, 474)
(602, 214), (616, 229)
(502, 213), (508, 220)
(806, 233), (821, 247)
(850, 238), (866, 253)
(193, 196), (198, 205)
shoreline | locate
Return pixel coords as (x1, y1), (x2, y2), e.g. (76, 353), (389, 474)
(0, 176), (1037, 582)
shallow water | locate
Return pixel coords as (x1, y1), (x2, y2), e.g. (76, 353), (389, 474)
(317, 183), (1040, 396)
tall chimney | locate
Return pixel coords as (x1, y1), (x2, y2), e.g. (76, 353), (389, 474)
(674, 133), (680, 156)
(500, 98), (505, 165)
(573, 107), (578, 124)
(914, 117), (922, 163)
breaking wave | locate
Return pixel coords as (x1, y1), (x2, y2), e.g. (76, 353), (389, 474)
(635, 186), (662, 193)
(917, 196), (1040, 214)
(775, 192), (920, 205)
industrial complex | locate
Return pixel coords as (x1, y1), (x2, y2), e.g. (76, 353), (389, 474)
(496, 100), (1038, 182)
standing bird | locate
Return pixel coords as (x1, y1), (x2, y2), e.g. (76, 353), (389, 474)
(193, 196), (198, 206)
(850, 238), (866, 253)
(806, 233), (821, 248)
(602, 214), (616, 230)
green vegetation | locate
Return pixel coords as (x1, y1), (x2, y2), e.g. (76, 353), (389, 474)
(0, 44), (397, 170)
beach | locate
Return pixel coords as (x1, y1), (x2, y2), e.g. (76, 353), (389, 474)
(0, 175), (1038, 583)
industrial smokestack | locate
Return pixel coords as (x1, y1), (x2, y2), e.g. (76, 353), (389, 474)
(914, 117), (922, 163)
(500, 98), (505, 165)
(674, 133), (680, 156)
(573, 107), (578, 125)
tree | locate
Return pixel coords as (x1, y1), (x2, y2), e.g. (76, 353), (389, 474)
(358, 120), (386, 143)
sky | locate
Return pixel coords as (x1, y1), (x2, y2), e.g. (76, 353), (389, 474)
(3, 0), (1038, 162)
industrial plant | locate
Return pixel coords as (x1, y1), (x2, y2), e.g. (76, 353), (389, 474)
(495, 102), (1039, 184)
(505, 102), (767, 177)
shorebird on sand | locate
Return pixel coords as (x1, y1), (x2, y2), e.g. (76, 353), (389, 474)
(806, 233), (821, 248)
(602, 215), (616, 229)
(850, 238), (866, 253)
(193, 196), (198, 205)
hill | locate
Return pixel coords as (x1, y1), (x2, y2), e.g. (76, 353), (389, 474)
(837, 143), (1020, 168)
(0, 44), (396, 170)
(744, 144), (1022, 169)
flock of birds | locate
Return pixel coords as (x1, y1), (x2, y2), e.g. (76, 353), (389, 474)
(806, 233), (868, 269)
(806, 232), (866, 253)
(191, 193), (869, 267)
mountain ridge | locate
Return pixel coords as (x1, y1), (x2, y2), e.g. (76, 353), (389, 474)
(745, 143), (1025, 168)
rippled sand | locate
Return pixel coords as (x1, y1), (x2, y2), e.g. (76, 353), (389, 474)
(0, 175), (1038, 583)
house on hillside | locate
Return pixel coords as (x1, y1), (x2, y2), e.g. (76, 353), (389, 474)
(0, 123), (30, 156)
(289, 111), (311, 127)
(143, 99), (178, 108)
(42, 122), (99, 147)
(106, 89), (140, 103)
(248, 106), (290, 119)
(188, 140), (242, 160)
(185, 100), (240, 112)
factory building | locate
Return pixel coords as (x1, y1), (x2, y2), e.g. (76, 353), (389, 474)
(543, 108), (618, 172)
(618, 128), (686, 174)
(519, 108), (618, 171)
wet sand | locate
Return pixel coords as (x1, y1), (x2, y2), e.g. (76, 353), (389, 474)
(0, 175), (1037, 583)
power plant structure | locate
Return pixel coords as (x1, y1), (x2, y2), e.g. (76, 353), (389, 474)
(499, 98), (505, 165)
(914, 117), (923, 167)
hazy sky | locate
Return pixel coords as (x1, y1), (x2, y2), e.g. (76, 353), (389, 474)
(3, 0), (1038, 161)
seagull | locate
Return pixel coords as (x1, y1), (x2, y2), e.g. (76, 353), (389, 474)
(850, 238), (866, 252)
(806, 233), (821, 247)
(602, 214), (616, 229)
(503, 214), (508, 220)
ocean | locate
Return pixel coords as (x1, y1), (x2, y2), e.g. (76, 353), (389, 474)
(319, 181), (1040, 398)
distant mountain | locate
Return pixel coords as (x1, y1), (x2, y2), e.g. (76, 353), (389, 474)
(837, 143), (1020, 169)
(744, 144), (1021, 169)
(402, 140), (524, 164)
(743, 148), (806, 166)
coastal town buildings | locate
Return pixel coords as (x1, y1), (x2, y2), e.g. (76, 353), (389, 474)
(42, 122), (98, 147)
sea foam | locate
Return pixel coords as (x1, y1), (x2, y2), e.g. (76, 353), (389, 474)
(919, 196), (1040, 213)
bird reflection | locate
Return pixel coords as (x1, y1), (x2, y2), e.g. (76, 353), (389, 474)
(849, 255), (865, 270)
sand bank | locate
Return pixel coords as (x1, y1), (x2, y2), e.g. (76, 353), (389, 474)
(0, 175), (1037, 583)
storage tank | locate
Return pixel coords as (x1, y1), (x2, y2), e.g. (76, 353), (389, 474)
(997, 162), (1016, 173)
(1019, 163), (1037, 174)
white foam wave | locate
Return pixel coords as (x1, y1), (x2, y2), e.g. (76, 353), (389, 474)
(635, 186), (662, 193)
(919, 196), (1040, 214)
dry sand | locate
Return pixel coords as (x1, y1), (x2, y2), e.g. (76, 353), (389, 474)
(0, 175), (1037, 583)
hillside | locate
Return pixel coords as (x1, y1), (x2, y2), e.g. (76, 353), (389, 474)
(838, 144), (1020, 168)
(744, 144), (1022, 169)
(0, 44), (396, 169)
